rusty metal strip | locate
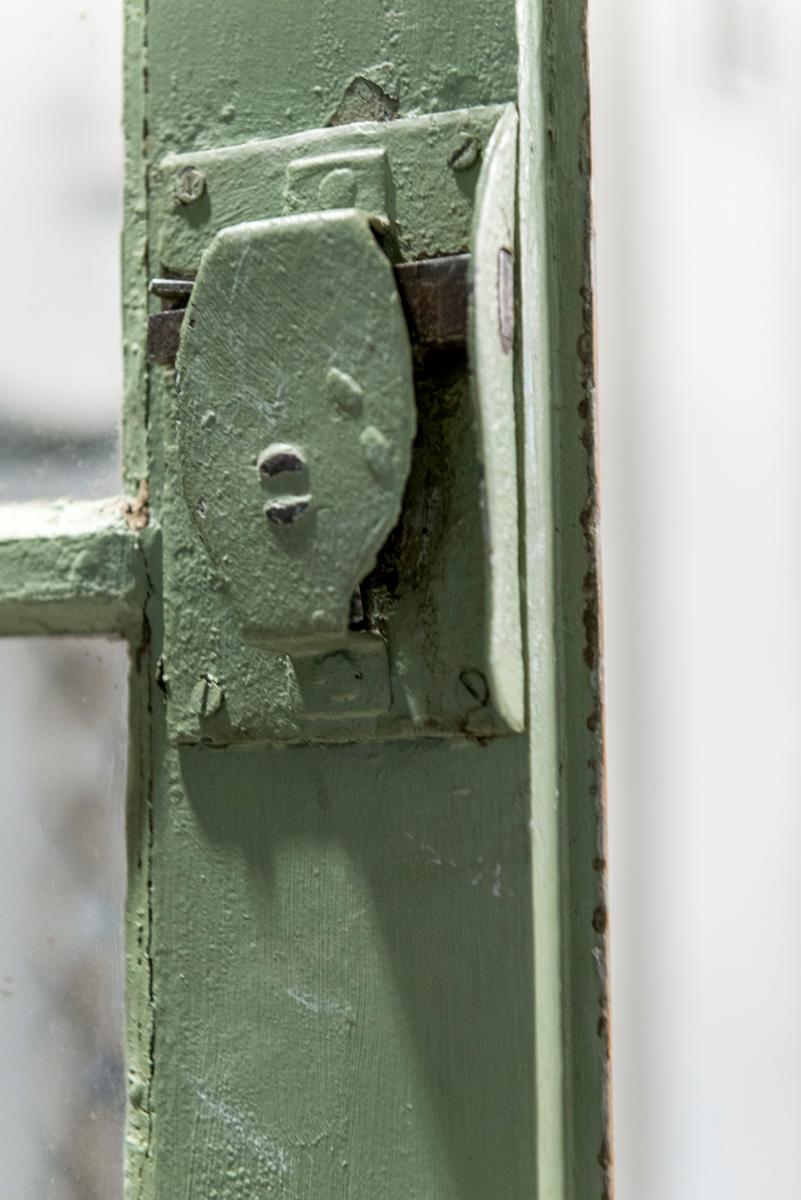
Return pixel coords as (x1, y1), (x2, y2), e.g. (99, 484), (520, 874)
(147, 308), (186, 365)
(394, 253), (469, 348)
(147, 254), (470, 365)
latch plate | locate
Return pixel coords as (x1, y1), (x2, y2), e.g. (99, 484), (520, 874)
(158, 104), (525, 746)
(176, 208), (415, 653)
(154, 105), (508, 274)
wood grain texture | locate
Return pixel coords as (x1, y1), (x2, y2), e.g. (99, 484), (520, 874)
(152, 739), (536, 1199)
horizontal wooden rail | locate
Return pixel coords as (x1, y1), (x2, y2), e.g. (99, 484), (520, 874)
(0, 497), (152, 639)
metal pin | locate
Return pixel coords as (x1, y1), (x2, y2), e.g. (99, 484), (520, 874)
(149, 277), (195, 300)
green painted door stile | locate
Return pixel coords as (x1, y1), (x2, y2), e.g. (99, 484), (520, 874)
(0, 2), (608, 1198)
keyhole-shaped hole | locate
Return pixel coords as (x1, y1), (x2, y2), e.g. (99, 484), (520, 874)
(257, 443), (312, 526)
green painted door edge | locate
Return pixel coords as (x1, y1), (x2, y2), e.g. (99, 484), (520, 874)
(517, 1), (611, 1196)
(118, 3), (609, 1200)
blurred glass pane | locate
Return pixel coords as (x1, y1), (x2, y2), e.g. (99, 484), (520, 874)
(0, 638), (128, 1199)
(0, 3), (123, 499)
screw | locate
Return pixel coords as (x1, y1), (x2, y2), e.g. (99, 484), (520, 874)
(448, 136), (479, 172)
(318, 166), (358, 208)
(459, 669), (490, 707)
(175, 166), (206, 205)
(191, 673), (224, 718)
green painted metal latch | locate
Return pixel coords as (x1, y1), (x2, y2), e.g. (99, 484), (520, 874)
(177, 207), (416, 655)
(153, 104), (524, 745)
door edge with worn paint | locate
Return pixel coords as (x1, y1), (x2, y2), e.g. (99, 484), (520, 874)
(111, 2), (611, 1198)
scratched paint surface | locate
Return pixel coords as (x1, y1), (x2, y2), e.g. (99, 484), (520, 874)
(149, 740), (535, 1198)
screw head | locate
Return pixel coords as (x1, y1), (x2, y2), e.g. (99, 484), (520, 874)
(448, 136), (480, 172)
(175, 166), (206, 205)
(318, 166), (358, 209)
(458, 669), (490, 707)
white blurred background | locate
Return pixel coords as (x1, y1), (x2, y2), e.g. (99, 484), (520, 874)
(3, 1), (801, 1198)
(0, 2), (122, 500)
(0, 6), (127, 1200)
(592, 2), (801, 1198)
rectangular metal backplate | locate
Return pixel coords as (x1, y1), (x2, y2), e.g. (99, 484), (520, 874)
(155, 105), (524, 746)
(154, 106), (505, 274)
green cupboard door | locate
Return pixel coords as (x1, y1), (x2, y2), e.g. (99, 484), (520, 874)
(0, 2), (608, 1198)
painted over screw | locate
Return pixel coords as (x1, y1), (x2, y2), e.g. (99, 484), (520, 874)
(175, 166), (206, 204)
(448, 135), (479, 171)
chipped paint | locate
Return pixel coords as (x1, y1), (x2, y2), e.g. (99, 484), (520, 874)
(328, 75), (399, 126)
(123, 478), (151, 532)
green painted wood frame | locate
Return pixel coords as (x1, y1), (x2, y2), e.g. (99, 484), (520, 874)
(0, 2), (609, 1197)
